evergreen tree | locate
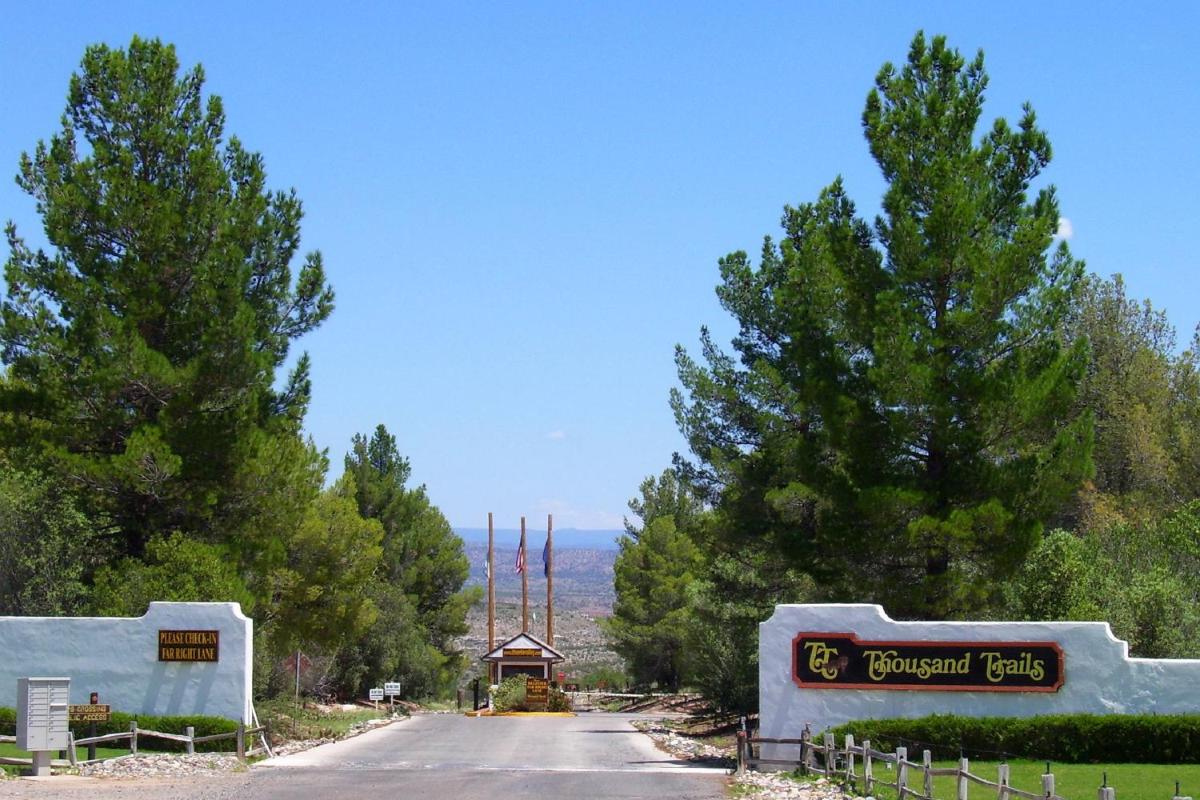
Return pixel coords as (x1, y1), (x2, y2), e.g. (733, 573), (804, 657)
(0, 37), (333, 556)
(673, 33), (1091, 618)
(336, 425), (479, 696)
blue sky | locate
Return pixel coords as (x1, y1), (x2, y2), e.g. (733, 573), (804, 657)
(2, 3), (1197, 533)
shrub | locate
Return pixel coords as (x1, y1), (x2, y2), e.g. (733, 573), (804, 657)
(547, 689), (572, 713)
(0, 706), (240, 753)
(491, 676), (528, 712)
(827, 713), (1200, 764)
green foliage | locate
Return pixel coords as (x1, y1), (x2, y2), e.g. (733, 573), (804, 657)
(579, 666), (629, 690)
(1008, 504), (1200, 658)
(490, 676), (528, 712)
(90, 532), (254, 616)
(828, 713), (1200, 764)
(329, 425), (479, 699)
(546, 688), (572, 712)
(0, 463), (110, 615)
(685, 544), (814, 713)
(1061, 275), (1200, 528)
(672, 32), (1089, 619)
(0, 36), (333, 559)
(0, 707), (236, 754)
(607, 516), (703, 690)
(259, 475), (383, 655)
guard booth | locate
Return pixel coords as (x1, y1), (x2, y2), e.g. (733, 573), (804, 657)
(482, 633), (564, 684)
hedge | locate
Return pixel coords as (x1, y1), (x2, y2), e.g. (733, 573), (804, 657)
(826, 713), (1200, 764)
(0, 706), (239, 753)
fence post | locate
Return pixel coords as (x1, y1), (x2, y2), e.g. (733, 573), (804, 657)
(736, 730), (746, 775)
(801, 726), (814, 774)
(958, 757), (970, 800)
(924, 749), (934, 799)
(236, 722), (246, 760)
(186, 726), (195, 756)
(66, 731), (77, 767)
(864, 739), (873, 794)
(897, 746), (908, 800)
(846, 735), (856, 785)
(824, 733), (835, 778)
(998, 763), (1010, 800)
(130, 721), (138, 755)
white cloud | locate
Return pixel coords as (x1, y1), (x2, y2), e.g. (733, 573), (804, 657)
(546, 430), (566, 440)
(1056, 217), (1074, 240)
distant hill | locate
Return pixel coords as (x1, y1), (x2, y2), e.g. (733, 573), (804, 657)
(462, 543), (615, 612)
(454, 526), (623, 551)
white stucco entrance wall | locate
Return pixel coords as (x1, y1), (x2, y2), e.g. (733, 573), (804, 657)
(761, 603), (1200, 741)
(0, 602), (253, 722)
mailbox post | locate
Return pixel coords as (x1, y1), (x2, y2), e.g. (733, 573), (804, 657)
(16, 677), (70, 777)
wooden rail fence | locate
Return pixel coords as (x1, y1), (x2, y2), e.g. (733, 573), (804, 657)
(736, 729), (1169, 800)
(0, 721), (269, 769)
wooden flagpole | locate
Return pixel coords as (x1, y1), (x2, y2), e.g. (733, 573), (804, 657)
(520, 516), (529, 633)
(487, 512), (495, 683)
(546, 514), (554, 647)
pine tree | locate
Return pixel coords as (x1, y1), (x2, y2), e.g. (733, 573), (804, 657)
(673, 33), (1091, 618)
(1, 38), (333, 556)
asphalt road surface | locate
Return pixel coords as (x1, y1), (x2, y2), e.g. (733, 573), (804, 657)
(0, 712), (728, 799)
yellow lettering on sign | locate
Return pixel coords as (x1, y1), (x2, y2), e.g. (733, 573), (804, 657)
(803, 641), (840, 680)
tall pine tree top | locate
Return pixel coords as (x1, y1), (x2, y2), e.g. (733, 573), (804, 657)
(1, 37), (334, 554)
(673, 32), (1092, 618)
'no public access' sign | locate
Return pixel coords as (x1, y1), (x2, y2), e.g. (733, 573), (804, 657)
(68, 704), (111, 722)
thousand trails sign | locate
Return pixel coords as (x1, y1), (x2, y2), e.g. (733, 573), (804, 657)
(793, 632), (1064, 692)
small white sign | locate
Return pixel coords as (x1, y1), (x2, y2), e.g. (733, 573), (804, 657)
(384, 682), (401, 696)
(368, 688), (384, 701)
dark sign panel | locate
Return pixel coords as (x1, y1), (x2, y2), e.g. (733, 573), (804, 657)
(68, 704), (111, 722)
(792, 632), (1063, 692)
(158, 629), (220, 662)
(526, 677), (549, 708)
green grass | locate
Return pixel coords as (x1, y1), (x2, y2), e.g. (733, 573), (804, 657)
(834, 760), (1200, 800)
(0, 740), (136, 775)
(254, 697), (387, 742)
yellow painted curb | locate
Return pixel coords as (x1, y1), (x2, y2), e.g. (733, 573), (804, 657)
(464, 710), (576, 717)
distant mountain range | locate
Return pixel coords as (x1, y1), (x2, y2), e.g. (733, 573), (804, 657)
(453, 526), (624, 551)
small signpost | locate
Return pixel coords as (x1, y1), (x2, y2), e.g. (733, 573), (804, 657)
(369, 687), (384, 709)
(384, 681), (401, 711)
(68, 693), (111, 761)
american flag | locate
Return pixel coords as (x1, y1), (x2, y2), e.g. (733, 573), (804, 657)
(515, 535), (526, 573)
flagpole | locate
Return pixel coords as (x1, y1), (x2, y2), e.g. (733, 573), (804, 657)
(546, 514), (554, 647)
(487, 512), (495, 683)
(520, 516), (529, 633)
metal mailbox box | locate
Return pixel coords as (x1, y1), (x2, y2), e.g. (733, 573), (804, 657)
(16, 677), (70, 752)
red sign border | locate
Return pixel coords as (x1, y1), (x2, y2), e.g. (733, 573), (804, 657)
(791, 631), (1065, 693)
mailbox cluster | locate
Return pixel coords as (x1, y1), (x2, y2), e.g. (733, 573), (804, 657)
(16, 677), (70, 777)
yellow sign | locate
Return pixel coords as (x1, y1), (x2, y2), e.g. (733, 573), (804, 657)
(158, 629), (220, 662)
(503, 647), (541, 657)
(525, 677), (549, 709)
(68, 704), (111, 722)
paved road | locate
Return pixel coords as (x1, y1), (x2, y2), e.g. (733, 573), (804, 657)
(0, 712), (727, 799)
(252, 712), (727, 798)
